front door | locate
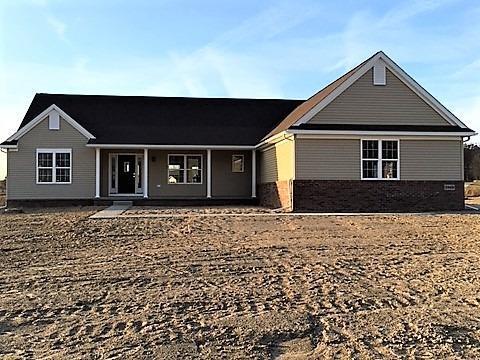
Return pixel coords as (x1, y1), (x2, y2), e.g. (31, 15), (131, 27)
(118, 155), (136, 194)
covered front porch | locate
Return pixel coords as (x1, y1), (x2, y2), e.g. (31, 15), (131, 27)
(91, 146), (257, 201)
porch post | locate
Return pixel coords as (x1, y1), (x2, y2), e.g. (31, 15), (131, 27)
(143, 148), (148, 198)
(207, 149), (212, 198)
(95, 148), (100, 198)
(251, 149), (256, 198)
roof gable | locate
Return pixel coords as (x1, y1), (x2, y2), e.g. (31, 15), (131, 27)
(7, 104), (95, 142)
(307, 67), (451, 126)
(264, 51), (469, 140)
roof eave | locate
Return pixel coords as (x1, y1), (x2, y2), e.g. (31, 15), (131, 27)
(287, 129), (477, 137)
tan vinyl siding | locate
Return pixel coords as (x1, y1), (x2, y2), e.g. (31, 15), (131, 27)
(7, 117), (95, 199)
(295, 139), (360, 180)
(294, 138), (462, 181)
(212, 150), (252, 198)
(308, 69), (451, 126)
(260, 139), (294, 183)
(400, 140), (463, 180)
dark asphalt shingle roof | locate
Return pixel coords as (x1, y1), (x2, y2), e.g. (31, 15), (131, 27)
(5, 70), (474, 148)
(18, 93), (304, 146)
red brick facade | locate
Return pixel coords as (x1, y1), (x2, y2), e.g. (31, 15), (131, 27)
(259, 180), (464, 212)
(257, 180), (292, 210)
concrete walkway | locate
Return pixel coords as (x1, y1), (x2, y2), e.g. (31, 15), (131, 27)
(90, 204), (480, 219)
(466, 204), (480, 211)
(90, 201), (132, 219)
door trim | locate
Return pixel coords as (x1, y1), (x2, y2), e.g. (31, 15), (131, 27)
(108, 153), (144, 196)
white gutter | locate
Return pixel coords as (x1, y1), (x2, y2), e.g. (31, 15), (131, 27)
(85, 144), (256, 150)
(255, 131), (290, 149)
(287, 129), (477, 137)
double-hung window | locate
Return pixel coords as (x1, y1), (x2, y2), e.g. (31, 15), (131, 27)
(168, 155), (202, 184)
(36, 149), (72, 184)
(232, 155), (244, 173)
(361, 140), (399, 180)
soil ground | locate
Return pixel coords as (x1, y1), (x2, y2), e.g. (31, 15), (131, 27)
(1, 208), (480, 359)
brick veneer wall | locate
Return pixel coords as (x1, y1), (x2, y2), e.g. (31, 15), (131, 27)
(258, 181), (292, 210)
(293, 180), (464, 212)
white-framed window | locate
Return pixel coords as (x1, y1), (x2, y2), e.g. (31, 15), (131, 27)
(361, 140), (399, 180)
(232, 154), (244, 173)
(168, 154), (202, 184)
(36, 149), (72, 184)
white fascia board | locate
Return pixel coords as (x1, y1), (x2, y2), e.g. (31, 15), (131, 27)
(293, 51), (470, 129)
(378, 53), (468, 128)
(86, 144), (256, 150)
(255, 131), (291, 149)
(288, 129), (476, 137)
(0, 144), (18, 149)
(7, 104), (95, 142)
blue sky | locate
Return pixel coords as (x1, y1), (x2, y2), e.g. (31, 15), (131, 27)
(1, 0), (480, 179)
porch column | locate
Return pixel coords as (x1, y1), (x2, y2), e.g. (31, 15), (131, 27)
(251, 149), (256, 198)
(95, 148), (100, 198)
(207, 149), (212, 198)
(143, 148), (148, 198)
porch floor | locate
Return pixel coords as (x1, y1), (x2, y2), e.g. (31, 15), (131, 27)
(94, 197), (259, 207)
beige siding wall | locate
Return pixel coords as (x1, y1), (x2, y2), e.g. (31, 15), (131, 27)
(260, 139), (294, 183)
(100, 149), (252, 198)
(401, 140), (463, 180)
(295, 139), (360, 180)
(7, 117), (95, 199)
(212, 150), (252, 198)
(309, 69), (451, 126)
(294, 138), (463, 181)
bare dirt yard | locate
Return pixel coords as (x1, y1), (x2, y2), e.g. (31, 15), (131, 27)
(1, 208), (480, 359)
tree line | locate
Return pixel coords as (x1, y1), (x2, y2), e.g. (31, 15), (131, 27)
(465, 143), (480, 181)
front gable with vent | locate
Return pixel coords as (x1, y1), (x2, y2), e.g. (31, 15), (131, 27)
(307, 67), (451, 127)
(286, 52), (473, 135)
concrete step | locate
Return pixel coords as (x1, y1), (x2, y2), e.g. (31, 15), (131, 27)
(112, 201), (133, 206)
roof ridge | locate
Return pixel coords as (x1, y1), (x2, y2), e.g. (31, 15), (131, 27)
(35, 92), (304, 102)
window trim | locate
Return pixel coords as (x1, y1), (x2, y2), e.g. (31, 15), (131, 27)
(360, 139), (400, 180)
(167, 154), (203, 185)
(36, 148), (72, 184)
(231, 154), (245, 173)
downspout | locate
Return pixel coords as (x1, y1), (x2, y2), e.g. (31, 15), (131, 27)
(283, 132), (295, 212)
(463, 136), (470, 182)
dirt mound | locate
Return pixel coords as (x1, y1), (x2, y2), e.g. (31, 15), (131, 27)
(465, 183), (480, 197)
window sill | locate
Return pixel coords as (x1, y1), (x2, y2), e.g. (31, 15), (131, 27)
(36, 182), (72, 185)
(168, 183), (203, 185)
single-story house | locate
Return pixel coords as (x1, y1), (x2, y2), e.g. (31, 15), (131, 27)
(1, 51), (476, 211)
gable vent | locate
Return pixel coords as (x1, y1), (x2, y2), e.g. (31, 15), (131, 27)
(373, 61), (386, 86)
(48, 111), (60, 130)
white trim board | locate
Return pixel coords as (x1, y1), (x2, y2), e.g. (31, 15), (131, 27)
(7, 104), (95, 142)
(288, 130), (475, 137)
(293, 51), (469, 129)
(295, 134), (463, 141)
(87, 144), (256, 150)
